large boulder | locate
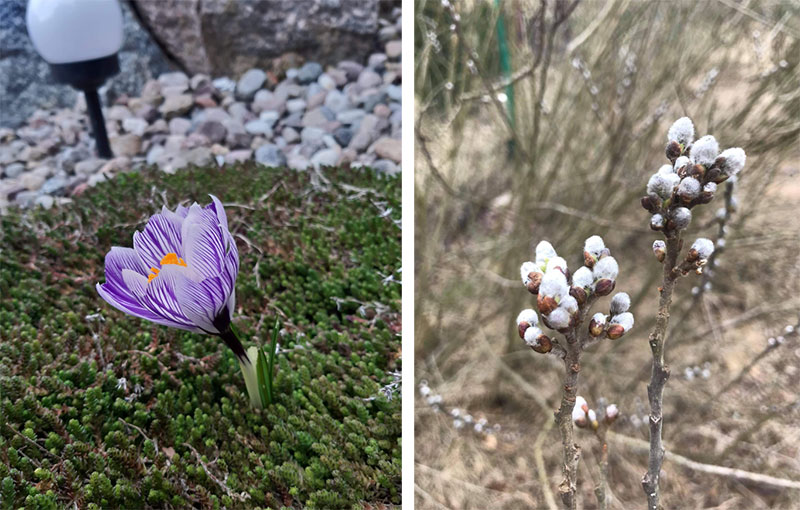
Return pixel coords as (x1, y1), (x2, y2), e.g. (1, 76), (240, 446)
(130, 0), (380, 76)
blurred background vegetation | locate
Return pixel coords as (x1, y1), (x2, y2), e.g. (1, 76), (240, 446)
(414, 0), (800, 508)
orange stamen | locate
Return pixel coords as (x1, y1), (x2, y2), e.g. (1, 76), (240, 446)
(147, 253), (186, 282)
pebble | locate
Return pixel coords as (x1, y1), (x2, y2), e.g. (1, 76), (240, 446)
(236, 69), (267, 100)
(297, 62), (323, 84)
(0, 6), (403, 212)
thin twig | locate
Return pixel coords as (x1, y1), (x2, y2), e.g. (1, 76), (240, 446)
(642, 232), (683, 510)
(613, 431), (800, 491)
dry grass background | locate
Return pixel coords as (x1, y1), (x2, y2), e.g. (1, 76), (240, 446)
(414, 0), (800, 508)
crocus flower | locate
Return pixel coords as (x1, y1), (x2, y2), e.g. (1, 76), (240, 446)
(97, 195), (263, 407)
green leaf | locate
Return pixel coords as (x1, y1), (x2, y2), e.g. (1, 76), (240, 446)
(256, 347), (271, 407)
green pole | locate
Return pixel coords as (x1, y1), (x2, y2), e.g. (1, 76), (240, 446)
(494, 0), (515, 128)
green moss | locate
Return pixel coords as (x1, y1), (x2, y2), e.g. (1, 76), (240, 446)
(0, 163), (401, 509)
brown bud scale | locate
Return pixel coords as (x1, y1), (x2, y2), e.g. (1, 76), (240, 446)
(606, 324), (625, 339)
(594, 278), (615, 296)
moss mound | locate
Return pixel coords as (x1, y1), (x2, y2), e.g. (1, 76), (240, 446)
(0, 163), (401, 509)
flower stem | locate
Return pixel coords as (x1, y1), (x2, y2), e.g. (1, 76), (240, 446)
(556, 340), (581, 510)
(642, 233), (683, 509)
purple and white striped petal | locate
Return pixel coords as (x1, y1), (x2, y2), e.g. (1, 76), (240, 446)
(175, 275), (229, 334)
(96, 247), (159, 320)
(133, 213), (184, 269)
(181, 204), (225, 280)
(207, 194), (229, 233)
(141, 264), (199, 331)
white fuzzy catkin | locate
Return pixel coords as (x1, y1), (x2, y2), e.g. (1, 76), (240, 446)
(592, 312), (607, 326)
(673, 156), (690, 171)
(703, 182), (717, 194)
(546, 256), (569, 274)
(672, 207), (692, 229)
(647, 173), (675, 199)
(593, 256), (619, 280)
(677, 176), (701, 199)
(650, 214), (665, 229)
(653, 240), (666, 251)
(584, 235), (606, 257)
(690, 135), (720, 166)
(658, 164), (675, 175)
(587, 409), (597, 424)
(523, 326), (544, 347)
(610, 311), (634, 331)
(540, 270), (569, 298)
(516, 308), (539, 326)
(561, 295), (579, 314)
(718, 147), (746, 176)
(668, 117), (695, 145)
(547, 308), (571, 329)
(520, 261), (539, 284)
(535, 240), (557, 264)
(610, 292), (631, 314)
(605, 404), (619, 420)
(692, 238), (715, 259)
(572, 396), (588, 423)
(572, 266), (594, 288)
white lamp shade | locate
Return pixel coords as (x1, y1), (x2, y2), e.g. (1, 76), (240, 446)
(26, 0), (123, 64)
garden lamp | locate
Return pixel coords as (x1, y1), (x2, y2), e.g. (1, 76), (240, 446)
(26, 0), (124, 158)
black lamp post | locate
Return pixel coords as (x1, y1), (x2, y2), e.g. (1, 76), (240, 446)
(26, 0), (124, 158)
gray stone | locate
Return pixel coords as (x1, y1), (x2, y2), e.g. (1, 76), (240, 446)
(287, 154), (310, 171)
(196, 121), (227, 144)
(41, 175), (69, 195)
(19, 172), (45, 191)
(282, 127), (300, 144)
(228, 102), (254, 124)
(338, 61), (364, 81)
(311, 148), (340, 169)
(132, 0), (380, 76)
(349, 114), (380, 151)
(14, 191), (39, 207)
(184, 147), (213, 166)
(244, 120), (273, 137)
(4, 162), (24, 179)
(169, 118), (192, 135)
(110, 134), (142, 157)
(373, 158), (400, 175)
(385, 40), (401, 59)
(387, 84), (402, 102)
(158, 72), (189, 88)
(106, 105), (133, 121)
(286, 99), (308, 114)
(337, 108), (366, 125)
(213, 77), (236, 93)
(367, 53), (388, 70)
(372, 136), (401, 163)
(122, 117), (149, 137)
(224, 149), (252, 164)
(74, 159), (107, 177)
(254, 144), (286, 167)
(357, 70), (383, 90)
(297, 62), (323, 84)
(34, 194), (55, 210)
(159, 94), (194, 118)
(318, 73), (337, 91)
(333, 127), (353, 147)
(236, 69), (267, 100)
(147, 145), (166, 165)
(302, 107), (335, 128)
(259, 111), (281, 128)
(362, 91), (388, 113)
(283, 112), (304, 129)
(301, 127), (326, 145)
(324, 90), (350, 113)
(224, 120), (251, 148)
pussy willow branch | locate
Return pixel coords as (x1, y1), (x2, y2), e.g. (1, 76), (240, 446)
(554, 294), (598, 510)
(593, 425), (610, 510)
(642, 233), (683, 510)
